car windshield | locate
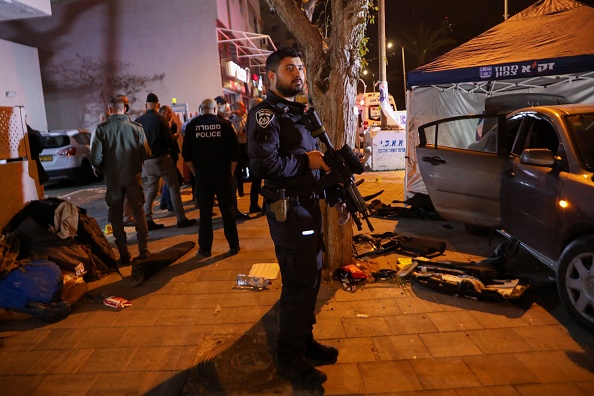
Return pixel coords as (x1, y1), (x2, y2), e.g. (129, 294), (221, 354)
(43, 135), (70, 149)
(566, 113), (594, 172)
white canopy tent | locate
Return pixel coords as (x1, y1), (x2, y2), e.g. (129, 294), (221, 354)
(405, 0), (594, 197)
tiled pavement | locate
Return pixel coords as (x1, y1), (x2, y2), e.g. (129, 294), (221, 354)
(0, 171), (593, 395)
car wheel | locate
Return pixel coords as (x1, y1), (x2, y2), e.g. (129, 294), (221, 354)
(77, 160), (94, 185)
(557, 236), (594, 331)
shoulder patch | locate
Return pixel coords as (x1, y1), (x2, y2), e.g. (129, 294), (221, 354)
(256, 109), (275, 129)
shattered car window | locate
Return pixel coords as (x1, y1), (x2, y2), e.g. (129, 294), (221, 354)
(424, 118), (483, 150)
(566, 113), (594, 172)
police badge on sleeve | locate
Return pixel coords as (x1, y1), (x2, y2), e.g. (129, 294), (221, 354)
(256, 109), (275, 129)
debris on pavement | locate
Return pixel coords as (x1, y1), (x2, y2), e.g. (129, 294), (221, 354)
(368, 193), (442, 220)
(248, 263), (279, 280)
(410, 259), (531, 301)
(371, 269), (396, 280)
(333, 264), (368, 292)
(102, 296), (132, 309)
(352, 231), (445, 258)
(235, 274), (268, 290)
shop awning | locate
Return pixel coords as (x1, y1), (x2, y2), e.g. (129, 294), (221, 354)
(217, 27), (277, 73)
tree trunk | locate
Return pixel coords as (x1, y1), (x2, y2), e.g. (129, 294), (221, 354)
(266, 0), (369, 274)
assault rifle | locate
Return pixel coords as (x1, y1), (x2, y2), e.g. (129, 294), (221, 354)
(300, 107), (374, 232)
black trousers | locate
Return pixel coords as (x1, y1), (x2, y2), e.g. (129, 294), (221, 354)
(196, 175), (239, 252)
(250, 177), (262, 207)
(265, 198), (323, 365)
(236, 143), (248, 194)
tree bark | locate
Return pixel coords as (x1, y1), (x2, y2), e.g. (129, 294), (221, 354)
(266, 0), (370, 273)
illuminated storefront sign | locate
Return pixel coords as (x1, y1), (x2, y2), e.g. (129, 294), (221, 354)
(226, 61), (249, 84)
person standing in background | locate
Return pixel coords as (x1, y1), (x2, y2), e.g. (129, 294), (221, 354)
(158, 105), (183, 212)
(229, 102), (248, 197)
(90, 95), (150, 263)
(215, 96), (249, 220)
(26, 123), (49, 186)
(135, 93), (196, 230)
(182, 98), (240, 258)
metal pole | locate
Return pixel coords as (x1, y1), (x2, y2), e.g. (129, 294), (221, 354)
(378, 0), (387, 127)
(504, 0), (509, 20)
(401, 46), (406, 109)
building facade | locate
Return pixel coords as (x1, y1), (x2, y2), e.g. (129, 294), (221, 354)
(0, 0), (274, 131)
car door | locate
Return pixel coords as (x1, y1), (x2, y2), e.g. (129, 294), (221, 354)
(416, 115), (508, 228)
(500, 113), (564, 260)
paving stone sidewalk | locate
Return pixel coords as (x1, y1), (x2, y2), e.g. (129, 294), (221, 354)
(0, 171), (593, 395)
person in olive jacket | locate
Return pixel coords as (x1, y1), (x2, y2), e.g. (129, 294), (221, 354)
(90, 95), (150, 263)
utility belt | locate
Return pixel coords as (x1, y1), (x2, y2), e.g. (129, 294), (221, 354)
(260, 186), (319, 222)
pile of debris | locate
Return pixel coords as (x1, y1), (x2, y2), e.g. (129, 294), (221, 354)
(368, 193), (442, 221)
(0, 198), (120, 322)
(337, 230), (530, 301)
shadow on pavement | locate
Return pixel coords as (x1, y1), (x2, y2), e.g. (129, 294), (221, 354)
(139, 279), (337, 395)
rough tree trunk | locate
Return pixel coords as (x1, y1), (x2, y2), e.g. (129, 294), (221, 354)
(266, 0), (369, 275)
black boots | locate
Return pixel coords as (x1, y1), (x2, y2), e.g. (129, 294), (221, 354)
(304, 340), (339, 366)
(276, 360), (327, 387)
(276, 340), (338, 387)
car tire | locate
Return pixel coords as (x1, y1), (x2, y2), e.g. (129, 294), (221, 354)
(557, 235), (594, 331)
(76, 160), (94, 185)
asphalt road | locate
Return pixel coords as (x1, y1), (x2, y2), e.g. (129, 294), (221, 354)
(43, 178), (109, 226)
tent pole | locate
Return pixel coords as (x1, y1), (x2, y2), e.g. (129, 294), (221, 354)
(378, 0), (387, 127)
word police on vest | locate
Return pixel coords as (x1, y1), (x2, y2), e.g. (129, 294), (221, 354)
(193, 124), (222, 138)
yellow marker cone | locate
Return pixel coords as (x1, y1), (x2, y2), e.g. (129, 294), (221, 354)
(375, 177), (382, 183)
(104, 223), (113, 235)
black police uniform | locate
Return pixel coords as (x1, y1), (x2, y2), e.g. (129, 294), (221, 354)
(182, 113), (240, 254)
(246, 90), (324, 366)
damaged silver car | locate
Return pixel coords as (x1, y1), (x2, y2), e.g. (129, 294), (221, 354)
(416, 104), (594, 330)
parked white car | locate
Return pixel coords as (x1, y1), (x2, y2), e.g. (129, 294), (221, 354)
(40, 129), (95, 184)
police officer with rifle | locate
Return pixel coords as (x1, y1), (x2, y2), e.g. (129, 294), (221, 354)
(246, 47), (373, 388)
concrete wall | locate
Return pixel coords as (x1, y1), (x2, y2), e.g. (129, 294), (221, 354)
(0, 39), (48, 131)
(218, 0), (260, 32)
(0, 0), (223, 131)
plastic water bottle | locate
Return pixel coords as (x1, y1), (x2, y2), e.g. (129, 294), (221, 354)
(236, 274), (268, 288)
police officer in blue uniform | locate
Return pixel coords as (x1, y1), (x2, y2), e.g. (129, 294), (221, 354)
(246, 47), (338, 387)
(182, 98), (240, 257)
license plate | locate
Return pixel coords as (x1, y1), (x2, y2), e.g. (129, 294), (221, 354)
(39, 155), (53, 162)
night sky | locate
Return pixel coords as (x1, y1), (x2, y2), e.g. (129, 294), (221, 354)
(365, 0), (594, 108)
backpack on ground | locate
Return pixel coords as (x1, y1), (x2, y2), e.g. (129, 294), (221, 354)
(0, 259), (70, 322)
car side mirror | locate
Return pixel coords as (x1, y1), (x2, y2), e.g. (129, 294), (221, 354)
(519, 148), (556, 167)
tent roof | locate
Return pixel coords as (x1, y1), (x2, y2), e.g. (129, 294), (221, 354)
(407, 0), (594, 92)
